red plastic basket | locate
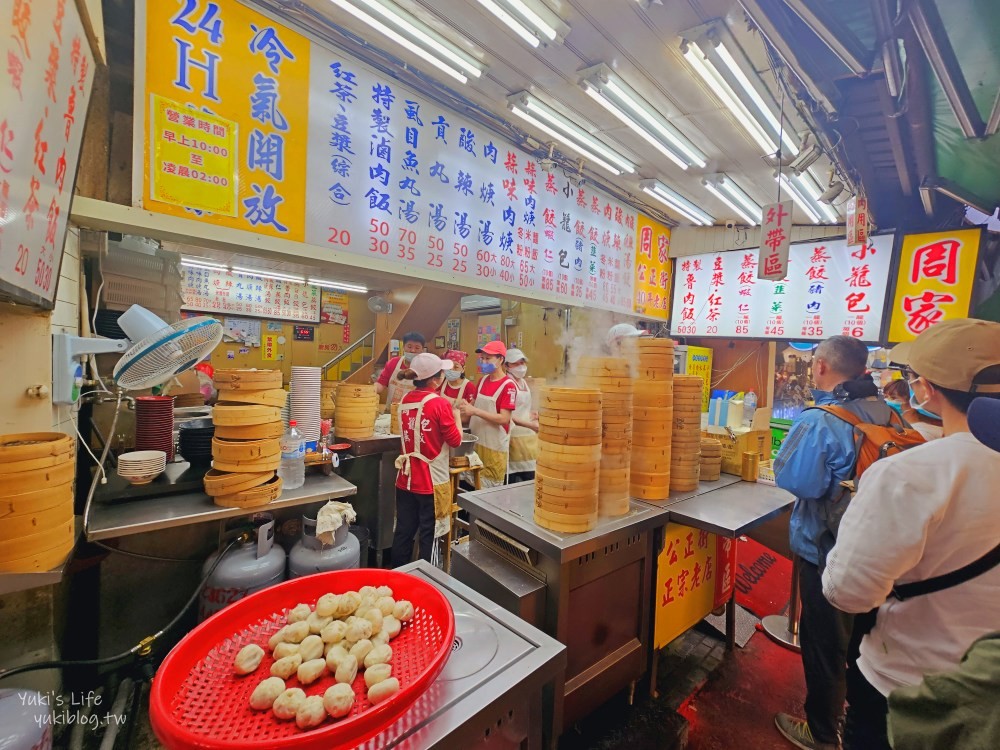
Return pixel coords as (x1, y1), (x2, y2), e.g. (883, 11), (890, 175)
(150, 569), (455, 749)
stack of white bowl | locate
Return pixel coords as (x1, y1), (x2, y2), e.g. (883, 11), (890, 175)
(118, 450), (167, 485)
(290, 366), (322, 449)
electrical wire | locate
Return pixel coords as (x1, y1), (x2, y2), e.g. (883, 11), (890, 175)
(76, 416), (107, 486)
(88, 251), (114, 395)
(92, 541), (206, 563)
(0, 538), (239, 682)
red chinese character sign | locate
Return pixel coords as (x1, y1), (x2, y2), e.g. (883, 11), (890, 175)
(0, 0), (95, 307)
(888, 229), (981, 343)
(846, 196), (869, 247)
(758, 200), (792, 281)
(671, 234), (894, 341)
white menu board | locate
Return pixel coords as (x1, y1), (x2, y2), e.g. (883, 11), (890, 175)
(0, 0), (95, 307)
(182, 266), (321, 323)
(303, 46), (636, 312)
(672, 234), (894, 341)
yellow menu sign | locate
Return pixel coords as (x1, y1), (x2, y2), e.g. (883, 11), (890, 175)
(633, 215), (672, 321)
(888, 229), (981, 343)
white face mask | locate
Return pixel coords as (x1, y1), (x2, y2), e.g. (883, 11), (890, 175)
(444, 369), (462, 382)
(509, 364), (528, 379)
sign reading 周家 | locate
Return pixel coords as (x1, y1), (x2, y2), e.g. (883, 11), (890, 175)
(633, 215), (672, 320)
(758, 201), (793, 281)
(887, 229), (981, 343)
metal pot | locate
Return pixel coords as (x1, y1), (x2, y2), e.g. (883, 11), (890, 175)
(450, 433), (479, 458)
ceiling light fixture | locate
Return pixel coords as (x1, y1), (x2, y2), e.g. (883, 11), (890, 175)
(774, 172), (821, 224)
(474, 0), (568, 47)
(308, 278), (369, 293)
(639, 179), (714, 226)
(681, 23), (800, 158)
(330, 0), (484, 83)
(702, 174), (762, 226)
(579, 64), (707, 170)
(231, 266), (307, 284)
(181, 257), (228, 270)
(507, 92), (636, 176)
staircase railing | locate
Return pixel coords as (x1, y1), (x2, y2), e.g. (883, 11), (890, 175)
(322, 328), (376, 379)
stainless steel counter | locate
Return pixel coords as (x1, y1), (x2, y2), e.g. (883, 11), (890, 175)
(457, 483), (670, 564)
(645, 473), (743, 506)
(665, 481), (794, 538)
(85, 473), (356, 541)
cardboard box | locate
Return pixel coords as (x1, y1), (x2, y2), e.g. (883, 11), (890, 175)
(701, 428), (771, 476)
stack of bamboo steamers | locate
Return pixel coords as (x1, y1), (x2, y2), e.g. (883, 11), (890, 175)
(629, 338), (676, 500)
(670, 375), (705, 491)
(334, 383), (379, 439)
(576, 357), (632, 517)
(206, 369), (285, 508)
(534, 386), (603, 533)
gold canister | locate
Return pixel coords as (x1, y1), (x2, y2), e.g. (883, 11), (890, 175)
(741, 451), (760, 482)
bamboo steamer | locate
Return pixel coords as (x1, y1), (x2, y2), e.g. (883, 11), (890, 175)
(211, 437), (280, 462)
(335, 383), (378, 438)
(533, 507), (597, 533)
(213, 421), (284, 441)
(534, 471), (599, 494)
(0, 446), (74, 475)
(578, 355), (630, 372)
(216, 388), (288, 408)
(213, 476), (283, 509)
(536, 424), (602, 439)
(212, 405), (281, 426)
(538, 414), (603, 430)
(0, 433), (75, 463)
(0, 482), (73, 516)
(534, 462), (600, 482)
(538, 397), (602, 413)
(0, 538), (74, 573)
(214, 369), (282, 391)
(0, 518), (75, 563)
(0, 502), (73, 542)
(212, 455), (281, 473)
(203, 469), (274, 497)
(336, 383), (377, 398)
(390, 403), (401, 435)
(1, 462), (75, 497)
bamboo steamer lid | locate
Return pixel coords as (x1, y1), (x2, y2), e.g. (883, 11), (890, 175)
(533, 509), (596, 533)
(630, 484), (670, 501)
(535, 471), (600, 493)
(537, 439), (602, 456)
(0, 446), (74, 475)
(0, 538), (75, 573)
(213, 475), (283, 508)
(537, 432), (602, 447)
(216, 388), (288, 408)
(534, 462), (600, 482)
(0, 433), (75, 463)
(534, 496), (598, 517)
(336, 383), (377, 396)
(212, 455), (281, 473)
(212, 437), (280, 462)
(334, 396), (380, 408)
(0, 482), (72, 516)
(0, 518), (75, 563)
(213, 421), (284, 441)
(1, 462), (75, 497)
(538, 414), (603, 430)
(213, 405), (281, 426)
(214, 369), (282, 390)
(203, 469), (274, 497)
(0, 502), (73, 542)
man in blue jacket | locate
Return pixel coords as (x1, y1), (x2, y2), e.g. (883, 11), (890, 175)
(772, 335), (892, 750)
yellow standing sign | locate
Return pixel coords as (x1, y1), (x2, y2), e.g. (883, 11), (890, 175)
(633, 215), (672, 320)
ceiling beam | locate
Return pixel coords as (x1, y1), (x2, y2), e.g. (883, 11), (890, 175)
(876, 79), (915, 197)
(780, 0), (872, 76)
(909, 0), (985, 138)
(872, 0), (904, 97)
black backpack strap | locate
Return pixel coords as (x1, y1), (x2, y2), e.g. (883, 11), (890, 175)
(891, 541), (1000, 601)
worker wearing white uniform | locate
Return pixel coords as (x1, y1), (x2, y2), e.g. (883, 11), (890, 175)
(375, 332), (426, 414)
(459, 340), (517, 488)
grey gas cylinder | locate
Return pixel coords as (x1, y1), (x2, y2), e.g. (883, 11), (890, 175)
(199, 520), (286, 620)
(288, 515), (361, 578)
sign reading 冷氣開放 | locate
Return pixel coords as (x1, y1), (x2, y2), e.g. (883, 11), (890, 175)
(671, 234), (895, 341)
(888, 228), (981, 343)
(135, 0), (642, 314)
(0, 0), (95, 308)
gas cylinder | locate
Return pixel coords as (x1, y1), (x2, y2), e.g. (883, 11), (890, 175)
(0, 690), (52, 750)
(199, 520), (286, 620)
(288, 515), (361, 578)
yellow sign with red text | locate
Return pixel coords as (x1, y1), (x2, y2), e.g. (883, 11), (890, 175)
(633, 215), (672, 321)
(654, 523), (736, 649)
(888, 229), (981, 343)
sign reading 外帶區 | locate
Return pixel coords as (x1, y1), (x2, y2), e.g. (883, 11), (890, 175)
(758, 201), (792, 281)
(671, 234), (895, 341)
(134, 0), (655, 315)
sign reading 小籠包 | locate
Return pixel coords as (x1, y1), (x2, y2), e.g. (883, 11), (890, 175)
(134, 0), (659, 316)
(758, 201), (792, 281)
(671, 234), (894, 341)
(887, 228), (981, 343)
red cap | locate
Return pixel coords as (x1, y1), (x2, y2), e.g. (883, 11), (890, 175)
(476, 340), (507, 357)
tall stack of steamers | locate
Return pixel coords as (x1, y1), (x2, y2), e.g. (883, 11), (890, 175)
(629, 338), (676, 500)
(576, 357), (632, 516)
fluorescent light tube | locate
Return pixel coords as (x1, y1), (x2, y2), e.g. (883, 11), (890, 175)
(506, 0), (558, 40)
(181, 258), (228, 270)
(523, 98), (636, 173)
(232, 266), (306, 284)
(476, 0), (540, 47)
(640, 179), (714, 225)
(510, 106), (622, 175)
(583, 84), (690, 170)
(309, 278), (369, 293)
(775, 173), (821, 224)
(796, 173), (840, 223)
(718, 177), (764, 221)
(704, 180), (759, 226)
(330, 0), (471, 83)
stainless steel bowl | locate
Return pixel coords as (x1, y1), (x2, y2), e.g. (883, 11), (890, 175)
(450, 433), (479, 457)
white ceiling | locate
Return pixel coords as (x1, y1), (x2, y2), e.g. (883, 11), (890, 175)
(292, 0), (842, 228)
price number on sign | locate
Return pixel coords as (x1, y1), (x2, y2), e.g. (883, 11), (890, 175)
(369, 219), (390, 254)
(735, 325), (749, 335)
(801, 326), (824, 337)
(705, 326), (718, 334)
(327, 228), (352, 247)
(519, 274), (534, 288)
(849, 327), (864, 338)
(14, 246), (29, 276)
(764, 326), (785, 336)
(35, 260), (53, 293)
(477, 264), (497, 279)
(674, 325), (697, 335)
(398, 228), (416, 261)
(500, 256), (515, 269)
(499, 270), (514, 283)
(452, 244), (468, 272)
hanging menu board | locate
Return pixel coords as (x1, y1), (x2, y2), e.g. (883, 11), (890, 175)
(181, 266), (321, 323)
(135, 0), (637, 314)
(0, 0), (95, 308)
(671, 234), (894, 341)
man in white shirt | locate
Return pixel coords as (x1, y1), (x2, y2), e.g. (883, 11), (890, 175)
(822, 319), (1000, 750)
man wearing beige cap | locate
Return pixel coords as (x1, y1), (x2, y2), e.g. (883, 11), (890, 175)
(822, 319), (1000, 749)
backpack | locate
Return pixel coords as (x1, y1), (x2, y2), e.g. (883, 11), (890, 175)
(811, 404), (926, 567)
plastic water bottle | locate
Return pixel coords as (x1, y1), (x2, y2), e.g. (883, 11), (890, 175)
(744, 390), (757, 427)
(278, 421), (305, 490)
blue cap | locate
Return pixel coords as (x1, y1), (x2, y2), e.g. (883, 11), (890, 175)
(969, 397), (1000, 453)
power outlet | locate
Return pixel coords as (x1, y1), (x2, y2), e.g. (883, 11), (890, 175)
(504, 316), (518, 326)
